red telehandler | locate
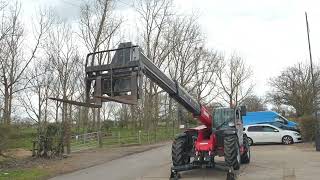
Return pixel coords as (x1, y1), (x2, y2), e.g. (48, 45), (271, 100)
(51, 42), (251, 179)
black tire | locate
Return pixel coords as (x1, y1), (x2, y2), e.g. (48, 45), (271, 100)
(241, 136), (250, 164)
(224, 135), (241, 170)
(282, 135), (293, 145)
(247, 137), (253, 146)
(172, 134), (190, 166)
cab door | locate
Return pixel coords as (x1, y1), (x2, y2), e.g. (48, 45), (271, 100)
(247, 125), (264, 143)
(261, 125), (282, 143)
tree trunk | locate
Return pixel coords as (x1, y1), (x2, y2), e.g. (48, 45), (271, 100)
(177, 104), (184, 128)
(168, 97), (173, 129)
(130, 105), (137, 130)
(3, 86), (10, 125)
(8, 89), (12, 124)
(55, 100), (59, 123)
(92, 108), (96, 131)
(97, 108), (102, 147)
(143, 82), (153, 130)
(229, 94), (233, 108)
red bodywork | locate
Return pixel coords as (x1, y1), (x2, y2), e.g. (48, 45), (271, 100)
(191, 106), (217, 154)
(190, 106), (245, 156)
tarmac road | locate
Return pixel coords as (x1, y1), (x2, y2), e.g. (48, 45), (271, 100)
(50, 143), (320, 180)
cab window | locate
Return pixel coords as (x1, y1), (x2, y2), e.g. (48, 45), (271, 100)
(247, 126), (263, 132)
(262, 126), (277, 132)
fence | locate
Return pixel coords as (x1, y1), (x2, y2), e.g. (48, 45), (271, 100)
(71, 132), (99, 152)
(70, 128), (178, 152)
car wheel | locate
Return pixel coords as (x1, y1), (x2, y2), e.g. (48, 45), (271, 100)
(247, 137), (253, 146)
(282, 135), (293, 145)
(241, 136), (250, 164)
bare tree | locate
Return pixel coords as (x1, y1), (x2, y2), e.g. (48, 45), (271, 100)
(240, 95), (266, 112)
(0, 3), (51, 124)
(79, 0), (122, 132)
(46, 21), (82, 154)
(192, 48), (221, 105)
(216, 54), (253, 107)
(79, 0), (122, 53)
(19, 57), (53, 134)
(135, 0), (173, 130)
(165, 15), (206, 127)
(268, 62), (319, 117)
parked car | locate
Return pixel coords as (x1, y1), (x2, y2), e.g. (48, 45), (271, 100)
(256, 121), (300, 133)
(243, 111), (300, 131)
(244, 124), (302, 145)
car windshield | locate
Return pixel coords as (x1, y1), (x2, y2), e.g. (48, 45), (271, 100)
(269, 122), (289, 129)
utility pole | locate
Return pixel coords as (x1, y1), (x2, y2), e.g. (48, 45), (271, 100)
(305, 12), (320, 151)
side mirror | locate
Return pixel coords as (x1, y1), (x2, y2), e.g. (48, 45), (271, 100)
(240, 106), (247, 116)
(274, 129), (279, 132)
(243, 127), (246, 131)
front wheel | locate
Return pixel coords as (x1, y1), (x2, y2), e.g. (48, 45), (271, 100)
(241, 136), (250, 164)
(172, 134), (190, 166)
(282, 135), (293, 145)
(224, 135), (241, 170)
(247, 137), (253, 146)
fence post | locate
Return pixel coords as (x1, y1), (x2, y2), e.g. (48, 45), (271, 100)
(32, 140), (36, 157)
(147, 129), (150, 144)
(138, 130), (141, 144)
(118, 131), (121, 145)
(98, 131), (103, 148)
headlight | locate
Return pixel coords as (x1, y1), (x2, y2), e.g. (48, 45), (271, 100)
(228, 121), (235, 127)
(294, 132), (300, 136)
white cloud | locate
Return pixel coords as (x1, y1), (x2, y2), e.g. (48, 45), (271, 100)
(175, 0), (320, 96)
(21, 0), (320, 97)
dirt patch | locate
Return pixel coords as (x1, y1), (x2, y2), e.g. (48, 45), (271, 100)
(5, 148), (32, 159)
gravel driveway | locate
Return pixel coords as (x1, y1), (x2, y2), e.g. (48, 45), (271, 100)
(50, 142), (320, 180)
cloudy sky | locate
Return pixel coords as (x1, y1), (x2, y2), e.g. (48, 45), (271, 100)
(22, 0), (320, 97)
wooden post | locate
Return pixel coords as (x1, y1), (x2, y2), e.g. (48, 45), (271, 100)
(32, 140), (37, 157)
(118, 131), (121, 145)
(138, 130), (141, 144)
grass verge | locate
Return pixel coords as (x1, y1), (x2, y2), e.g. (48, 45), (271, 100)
(0, 168), (48, 180)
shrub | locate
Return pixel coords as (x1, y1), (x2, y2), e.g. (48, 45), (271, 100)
(101, 120), (114, 131)
(296, 115), (317, 142)
(0, 125), (12, 155)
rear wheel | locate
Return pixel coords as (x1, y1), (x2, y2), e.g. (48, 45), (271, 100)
(172, 134), (190, 166)
(241, 136), (250, 164)
(247, 137), (253, 146)
(282, 135), (293, 145)
(224, 135), (241, 170)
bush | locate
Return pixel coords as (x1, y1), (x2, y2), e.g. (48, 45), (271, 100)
(101, 120), (114, 131)
(296, 115), (317, 142)
(0, 125), (12, 154)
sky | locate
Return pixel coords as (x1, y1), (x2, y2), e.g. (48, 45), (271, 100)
(22, 0), (320, 97)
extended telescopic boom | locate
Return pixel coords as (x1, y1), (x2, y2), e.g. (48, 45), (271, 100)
(84, 42), (212, 127)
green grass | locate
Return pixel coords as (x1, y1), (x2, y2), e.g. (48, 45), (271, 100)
(4, 125), (180, 151)
(0, 168), (48, 180)
(7, 127), (37, 150)
(70, 127), (179, 151)
(101, 127), (179, 146)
